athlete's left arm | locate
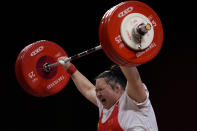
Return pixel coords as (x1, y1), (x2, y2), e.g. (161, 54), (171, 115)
(120, 66), (147, 103)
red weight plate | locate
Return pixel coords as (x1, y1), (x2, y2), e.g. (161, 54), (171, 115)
(99, 1), (141, 66)
(100, 4), (130, 66)
(106, 3), (137, 66)
(102, 1), (163, 66)
(15, 45), (40, 96)
(99, 6), (120, 64)
(15, 40), (70, 97)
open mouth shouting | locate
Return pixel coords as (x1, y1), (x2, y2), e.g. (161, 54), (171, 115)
(100, 98), (107, 106)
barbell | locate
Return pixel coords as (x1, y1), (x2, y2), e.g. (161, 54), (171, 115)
(15, 1), (163, 97)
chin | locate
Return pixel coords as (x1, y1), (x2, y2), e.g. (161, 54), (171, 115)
(103, 105), (110, 109)
(102, 104), (107, 109)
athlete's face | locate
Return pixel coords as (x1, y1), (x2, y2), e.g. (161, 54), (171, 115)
(95, 78), (120, 109)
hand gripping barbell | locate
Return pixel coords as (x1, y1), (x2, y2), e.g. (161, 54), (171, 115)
(15, 1), (163, 97)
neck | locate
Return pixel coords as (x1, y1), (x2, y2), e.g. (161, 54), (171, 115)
(106, 93), (122, 110)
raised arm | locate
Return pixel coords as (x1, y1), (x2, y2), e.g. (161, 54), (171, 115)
(71, 70), (97, 106)
(120, 66), (147, 103)
(58, 57), (97, 106)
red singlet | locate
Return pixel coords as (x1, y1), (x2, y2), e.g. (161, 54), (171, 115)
(97, 102), (124, 131)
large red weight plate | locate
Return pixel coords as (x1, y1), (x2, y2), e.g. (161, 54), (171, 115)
(99, 1), (164, 66)
(99, 6), (118, 64)
(15, 44), (40, 96)
(15, 40), (70, 97)
(99, 3), (130, 66)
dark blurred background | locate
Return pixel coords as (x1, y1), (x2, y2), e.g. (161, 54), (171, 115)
(1, 0), (197, 130)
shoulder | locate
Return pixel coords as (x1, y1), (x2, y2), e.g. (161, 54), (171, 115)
(118, 84), (158, 130)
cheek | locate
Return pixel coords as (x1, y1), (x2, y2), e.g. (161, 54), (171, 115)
(103, 89), (114, 98)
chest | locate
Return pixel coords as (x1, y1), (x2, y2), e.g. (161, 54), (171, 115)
(98, 103), (124, 131)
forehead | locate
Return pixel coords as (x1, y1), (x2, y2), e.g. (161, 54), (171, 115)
(95, 78), (108, 88)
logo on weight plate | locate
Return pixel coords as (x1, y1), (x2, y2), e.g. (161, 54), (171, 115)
(118, 7), (133, 18)
(30, 46), (44, 56)
(47, 75), (65, 90)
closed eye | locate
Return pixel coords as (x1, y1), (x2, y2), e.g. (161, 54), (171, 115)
(95, 87), (104, 93)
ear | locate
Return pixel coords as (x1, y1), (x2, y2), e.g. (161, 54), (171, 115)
(113, 83), (123, 94)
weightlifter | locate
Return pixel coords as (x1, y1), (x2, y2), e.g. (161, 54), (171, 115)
(58, 57), (158, 131)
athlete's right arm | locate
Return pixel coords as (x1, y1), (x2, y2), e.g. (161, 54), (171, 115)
(58, 57), (97, 106)
(71, 70), (97, 106)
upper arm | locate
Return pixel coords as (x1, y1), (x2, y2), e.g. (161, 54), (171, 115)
(120, 66), (147, 103)
(71, 71), (98, 107)
(83, 86), (98, 106)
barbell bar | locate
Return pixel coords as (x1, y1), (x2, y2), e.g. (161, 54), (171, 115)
(44, 45), (102, 72)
